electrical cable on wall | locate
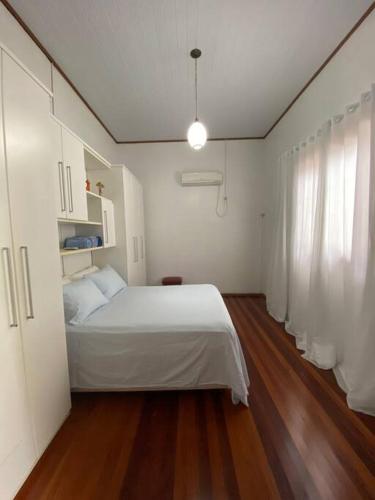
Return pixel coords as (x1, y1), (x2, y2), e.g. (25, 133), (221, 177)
(216, 141), (229, 217)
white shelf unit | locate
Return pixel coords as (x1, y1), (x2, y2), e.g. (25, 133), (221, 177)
(86, 165), (146, 286)
(58, 192), (115, 256)
(59, 246), (105, 257)
(86, 190), (102, 199)
(57, 217), (102, 226)
(54, 132), (115, 275)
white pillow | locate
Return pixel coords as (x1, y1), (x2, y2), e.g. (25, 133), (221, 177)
(63, 279), (109, 325)
(85, 265), (127, 299)
(69, 265), (99, 281)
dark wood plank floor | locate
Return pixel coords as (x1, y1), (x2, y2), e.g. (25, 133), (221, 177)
(16, 296), (375, 500)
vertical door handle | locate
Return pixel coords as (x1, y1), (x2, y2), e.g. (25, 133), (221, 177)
(104, 210), (109, 244)
(140, 236), (144, 259)
(58, 161), (66, 212)
(20, 246), (34, 319)
(66, 165), (73, 213)
(133, 236), (138, 263)
(1, 247), (18, 327)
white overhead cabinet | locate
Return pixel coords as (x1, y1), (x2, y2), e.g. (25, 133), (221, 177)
(89, 165), (146, 285)
(0, 51), (71, 499)
(52, 121), (88, 221)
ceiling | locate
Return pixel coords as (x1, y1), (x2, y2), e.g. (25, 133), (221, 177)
(7, 0), (373, 142)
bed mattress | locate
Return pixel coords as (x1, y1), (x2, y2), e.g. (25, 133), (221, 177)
(66, 284), (250, 405)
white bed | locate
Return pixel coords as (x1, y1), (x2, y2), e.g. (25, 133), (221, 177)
(66, 284), (250, 405)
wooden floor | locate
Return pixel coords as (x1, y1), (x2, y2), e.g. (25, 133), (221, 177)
(17, 296), (375, 500)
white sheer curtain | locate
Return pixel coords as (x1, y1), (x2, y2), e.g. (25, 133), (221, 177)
(267, 85), (375, 415)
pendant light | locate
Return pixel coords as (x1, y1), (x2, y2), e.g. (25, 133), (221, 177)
(187, 48), (207, 150)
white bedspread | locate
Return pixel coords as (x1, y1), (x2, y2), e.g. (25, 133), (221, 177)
(66, 284), (249, 405)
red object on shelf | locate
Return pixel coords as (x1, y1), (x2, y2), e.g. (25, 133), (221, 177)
(162, 276), (183, 286)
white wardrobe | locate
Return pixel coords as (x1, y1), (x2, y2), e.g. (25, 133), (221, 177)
(52, 120), (88, 221)
(0, 50), (71, 499)
(89, 165), (147, 285)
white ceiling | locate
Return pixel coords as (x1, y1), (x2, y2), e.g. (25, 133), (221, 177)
(8, 0), (373, 141)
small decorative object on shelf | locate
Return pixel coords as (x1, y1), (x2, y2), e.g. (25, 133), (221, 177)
(96, 181), (104, 196)
(86, 179), (91, 191)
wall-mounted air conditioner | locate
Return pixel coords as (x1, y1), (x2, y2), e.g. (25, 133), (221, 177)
(181, 171), (223, 186)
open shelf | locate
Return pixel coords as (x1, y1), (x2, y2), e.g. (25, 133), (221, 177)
(59, 246), (105, 257)
(84, 147), (111, 171)
(86, 190), (102, 199)
(57, 218), (102, 226)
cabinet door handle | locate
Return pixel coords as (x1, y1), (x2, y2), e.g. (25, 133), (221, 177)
(133, 236), (138, 263)
(140, 236), (144, 259)
(104, 210), (109, 244)
(20, 246), (34, 319)
(58, 161), (66, 212)
(66, 165), (73, 213)
(1, 247), (18, 327)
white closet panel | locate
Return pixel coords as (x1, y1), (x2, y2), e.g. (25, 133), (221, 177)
(2, 52), (71, 456)
(138, 182), (147, 283)
(0, 52), (35, 500)
(61, 127), (88, 221)
(102, 197), (116, 248)
(52, 119), (67, 219)
(124, 168), (137, 284)
(90, 165), (146, 285)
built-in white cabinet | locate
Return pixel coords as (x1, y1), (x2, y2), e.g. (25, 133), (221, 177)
(0, 52), (36, 500)
(0, 51), (71, 499)
(102, 197), (116, 248)
(125, 171), (146, 285)
(88, 165), (146, 285)
(52, 121), (88, 221)
(62, 128), (88, 221)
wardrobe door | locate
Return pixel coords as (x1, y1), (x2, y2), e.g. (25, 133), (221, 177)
(133, 179), (144, 285)
(51, 120), (67, 219)
(2, 53), (71, 456)
(61, 128), (88, 221)
(123, 169), (137, 285)
(138, 182), (147, 285)
(102, 197), (116, 248)
(0, 52), (36, 500)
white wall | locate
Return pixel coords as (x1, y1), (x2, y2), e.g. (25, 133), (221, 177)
(115, 140), (265, 293)
(0, 4), (116, 163)
(263, 10), (375, 291)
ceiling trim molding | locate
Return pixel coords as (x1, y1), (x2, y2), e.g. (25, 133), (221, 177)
(263, 0), (375, 138)
(117, 136), (265, 144)
(1, 0), (374, 144)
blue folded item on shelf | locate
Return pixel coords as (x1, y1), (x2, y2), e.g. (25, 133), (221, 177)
(64, 236), (102, 249)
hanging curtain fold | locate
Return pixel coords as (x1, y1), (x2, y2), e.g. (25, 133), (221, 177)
(267, 85), (375, 416)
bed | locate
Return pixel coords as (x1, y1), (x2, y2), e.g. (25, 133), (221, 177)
(65, 282), (250, 405)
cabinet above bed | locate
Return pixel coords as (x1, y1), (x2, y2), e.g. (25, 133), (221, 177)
(51, 117), (111, 224)
(51, 117), (116, 260)
(52, 120), (88, 221)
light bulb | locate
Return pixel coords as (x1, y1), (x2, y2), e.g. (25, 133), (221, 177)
(187, 120), (207, 150)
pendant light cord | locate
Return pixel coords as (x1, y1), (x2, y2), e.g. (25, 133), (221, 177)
(195, 58), (198, 120)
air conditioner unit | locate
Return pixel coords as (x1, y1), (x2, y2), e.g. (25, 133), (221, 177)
(181, 171), (223, 186)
